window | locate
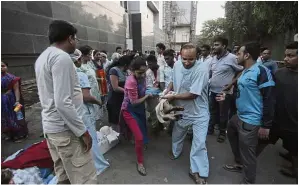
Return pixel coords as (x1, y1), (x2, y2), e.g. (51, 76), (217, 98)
(182, 34), (188, 42)
(120, 1), (128, 12)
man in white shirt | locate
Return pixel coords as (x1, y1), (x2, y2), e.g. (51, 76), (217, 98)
(158, 49), (175, 91)
(200, 44), (213, 63)
(156, 43), (167, 67)
(35, 20), (97, 184)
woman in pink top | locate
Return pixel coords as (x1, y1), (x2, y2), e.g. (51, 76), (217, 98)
(120, 56), (152, 176)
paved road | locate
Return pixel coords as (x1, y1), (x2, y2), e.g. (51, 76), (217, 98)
(2, 103), (296, 184)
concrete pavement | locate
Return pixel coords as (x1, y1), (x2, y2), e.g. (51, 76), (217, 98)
(1, 103), (296, 184)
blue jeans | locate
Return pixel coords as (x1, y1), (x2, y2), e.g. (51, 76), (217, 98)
(84, 115), (110, 175)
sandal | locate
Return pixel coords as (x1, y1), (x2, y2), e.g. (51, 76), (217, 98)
(136, 163), (147, 176)
(217, 133), (226, 143)
(169, 150), (183, 160)
(189, 171), (207, 184)
(223, 164), (243, 173)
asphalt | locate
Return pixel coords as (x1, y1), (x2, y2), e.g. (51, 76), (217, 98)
(1, 103), (296, 184)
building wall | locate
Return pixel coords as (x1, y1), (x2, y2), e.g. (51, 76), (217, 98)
(174, 27), (190, 43)
(1, 1), (128, 106)
(128, 1), (166, 52)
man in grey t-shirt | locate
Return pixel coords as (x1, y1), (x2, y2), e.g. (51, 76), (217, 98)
(35, 20), (97, 184)
(208, 37), (243, 143)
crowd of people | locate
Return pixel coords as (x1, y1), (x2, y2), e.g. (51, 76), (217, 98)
(2, 19), (298, 184)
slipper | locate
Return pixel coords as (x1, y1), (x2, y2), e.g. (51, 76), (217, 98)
(217, 133), (226, 143)
(189, 171), (207, 184)
(169, 150), (181, 160)
(223, 164), (243, 173)
(136, 163), (147, 176)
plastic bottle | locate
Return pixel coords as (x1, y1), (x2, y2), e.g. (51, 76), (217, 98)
(16, 111), (24, 120)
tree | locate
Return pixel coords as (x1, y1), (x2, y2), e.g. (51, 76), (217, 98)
(199, 18), (228, 45)
(224, 1), (298, 46)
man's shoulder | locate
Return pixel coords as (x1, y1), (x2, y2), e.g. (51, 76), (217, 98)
(275, 67), (288, 76)
(36, 47), (70, 64)
(225, 53), (237, 61)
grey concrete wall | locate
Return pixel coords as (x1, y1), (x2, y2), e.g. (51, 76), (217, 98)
(1, 1), (128, 105)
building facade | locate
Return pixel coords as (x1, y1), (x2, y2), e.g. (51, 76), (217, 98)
(163, 1), (197, 51)
(128, 1), (165, 53)
(1, 1), (128, 106)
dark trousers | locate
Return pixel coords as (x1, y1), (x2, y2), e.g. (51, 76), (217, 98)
(208, 92), (231, 133)
(227, 115), (268, 184)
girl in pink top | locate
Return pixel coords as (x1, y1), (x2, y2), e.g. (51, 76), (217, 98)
(120, 56), (152, 176)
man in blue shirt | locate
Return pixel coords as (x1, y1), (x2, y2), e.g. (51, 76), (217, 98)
(257, 48), (278, 74)
(163, 43), (210, 184)
(218, 42), (275, 184)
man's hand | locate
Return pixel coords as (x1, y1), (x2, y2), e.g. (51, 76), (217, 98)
(215, 92), (226, 102)
(223, 84), (233, 92)
(162, 94), (176, 102)
(97, 99), (103, 107)
(258, 127), (270, 140)
(80, 131), (92, 153)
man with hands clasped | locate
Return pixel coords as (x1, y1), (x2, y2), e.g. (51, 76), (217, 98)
(163, 43), (210, 184)
(219, 42), (275, 184)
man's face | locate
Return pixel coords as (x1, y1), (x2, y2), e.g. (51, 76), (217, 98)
(1, 62), (7, 73)
(94, 52), (101, 61)
(82, 51), (92, 62)
(236, 46), (249, 65)
(67, 35), (78, 54)
(164, 55), (174, 66)
(99, 54), (107, 63)
(147, 61), (157, 70)
(201, 47), (209, 57)
(233, 46), (240, 54)
(262, 49), (271, 61)
(74, 58), (82, 68)
(156, 47), (162, 54)
(181, 48), (197, 69)
(213, 41), (225, 55)
(117, 48), (122, 55)
(284, 49), (298, 70)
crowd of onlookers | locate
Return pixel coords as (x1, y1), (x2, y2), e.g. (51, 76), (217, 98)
(2, 19), (297, 184)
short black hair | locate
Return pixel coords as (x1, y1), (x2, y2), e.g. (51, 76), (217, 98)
(146, 55), (157, 63)
(213, 36), (228, 48)
(130, 56), (147, 71)
(286, 41), (298, 50)
(286, 41), (298, 54)
(260, 47), (270, 53)
(156, 43), (166, 50)
(201, 44), (211, 51)
(196, 46), (201, 54)
(150, 50), (155, 55)
(93, 50), (99, 56)
(243, 42), (260, 61)
(116, 47), (122, 51)
(163, 49), (175, 57)
(48, 20), (77, 44)
(79, 45), (92, 56)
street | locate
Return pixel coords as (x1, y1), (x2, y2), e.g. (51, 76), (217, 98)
(1, 103), (296, 184)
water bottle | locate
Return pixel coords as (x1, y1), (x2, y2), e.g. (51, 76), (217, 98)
(16, 111), (24, 120)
